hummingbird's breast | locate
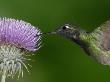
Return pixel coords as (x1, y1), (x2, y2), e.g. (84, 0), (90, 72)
(71, 32), (110, 66)
(72, 38), (91, 55)
(86, 39), (110, 66)
(73, 37), (110, 66)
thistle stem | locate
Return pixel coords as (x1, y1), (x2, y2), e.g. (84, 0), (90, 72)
(1, 70), (6, 82)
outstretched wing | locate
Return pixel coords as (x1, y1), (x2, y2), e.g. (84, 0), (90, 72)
(97, 20), (110, 51)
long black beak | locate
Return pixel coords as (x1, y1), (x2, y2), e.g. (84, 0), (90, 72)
(37, 31), (57, 36)
(43, 31), (57, 35)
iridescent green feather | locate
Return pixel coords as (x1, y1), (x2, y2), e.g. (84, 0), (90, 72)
(79, 20), (110, 65)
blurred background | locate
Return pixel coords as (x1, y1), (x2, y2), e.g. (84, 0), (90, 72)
(1, 0), (110, 82)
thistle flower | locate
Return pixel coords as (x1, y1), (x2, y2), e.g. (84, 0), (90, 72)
(0, 18), (41, 82)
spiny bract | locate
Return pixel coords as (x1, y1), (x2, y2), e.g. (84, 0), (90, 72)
(0, 18), (41, 82)
(52, 21), (110, 66)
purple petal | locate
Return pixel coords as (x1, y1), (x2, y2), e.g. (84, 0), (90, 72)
(0, 18), (41, 51)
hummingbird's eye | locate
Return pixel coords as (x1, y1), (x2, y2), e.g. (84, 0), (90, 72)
(62, 26), (66, 30)
(62, 25), (69, 30)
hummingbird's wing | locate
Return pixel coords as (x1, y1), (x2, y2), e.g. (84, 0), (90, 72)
(96, 20), (110, 51)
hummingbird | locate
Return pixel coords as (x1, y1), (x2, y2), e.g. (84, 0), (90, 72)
(47, 20), (110, 66)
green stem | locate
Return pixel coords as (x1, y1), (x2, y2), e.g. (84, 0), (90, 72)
(1, 70), (6, 82)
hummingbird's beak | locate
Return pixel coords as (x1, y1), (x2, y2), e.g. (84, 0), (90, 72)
(44, 31), (57, 35)
(36, 31), (57, 36)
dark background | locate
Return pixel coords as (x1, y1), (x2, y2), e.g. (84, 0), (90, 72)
(1, 0), (110, 82)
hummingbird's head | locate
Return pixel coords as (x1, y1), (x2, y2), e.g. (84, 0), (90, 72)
(47, 24), (88, 48)
(43, 24), (88, 47)
(43, 24), (86, 42)
(55, 24), (80, 40)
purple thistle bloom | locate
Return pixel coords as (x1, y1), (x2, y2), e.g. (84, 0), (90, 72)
(0, 18), (41, 51)
(0, 18), (41, 82)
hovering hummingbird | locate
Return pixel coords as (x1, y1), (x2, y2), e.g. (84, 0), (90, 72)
(47, 20), (110, 66)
